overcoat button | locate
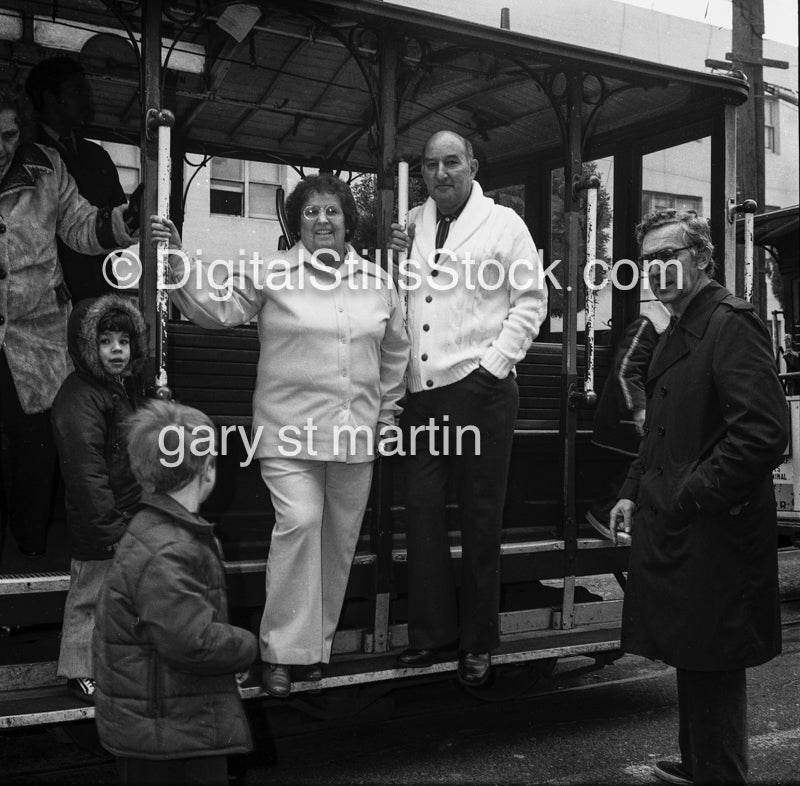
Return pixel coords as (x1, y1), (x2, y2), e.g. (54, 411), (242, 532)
(657, 426), (665, 436)
(426, 380), (433, 388)
(421, 353), (428, 361)
(660, 387), (668, 397)
(656, 466), (664, 476)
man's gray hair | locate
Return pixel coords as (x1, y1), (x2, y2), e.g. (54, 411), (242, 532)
(636, 209), (716, 275)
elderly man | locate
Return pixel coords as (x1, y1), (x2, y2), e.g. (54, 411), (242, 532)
(390, 130), (547, 686)
(611, 210), (788, 785)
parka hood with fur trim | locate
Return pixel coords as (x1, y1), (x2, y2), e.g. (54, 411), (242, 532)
(67, 294), (148, 383)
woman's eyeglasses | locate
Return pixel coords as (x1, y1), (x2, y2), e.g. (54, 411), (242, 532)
(302, 205), (343, 220)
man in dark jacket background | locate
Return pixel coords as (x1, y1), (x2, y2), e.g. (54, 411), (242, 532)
(611, 209), (789, 786)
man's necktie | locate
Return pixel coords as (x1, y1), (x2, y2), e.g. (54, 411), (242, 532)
(59, 136), (75, 156)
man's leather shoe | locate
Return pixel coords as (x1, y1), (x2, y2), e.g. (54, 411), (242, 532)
(293, 663), (323, 682)
(261, 663), (291, 697)
(457, 651), (491, 687)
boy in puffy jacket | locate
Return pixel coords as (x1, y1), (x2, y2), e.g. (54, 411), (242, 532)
(93, 400), (258, 786)
(52, 294), (147, 702)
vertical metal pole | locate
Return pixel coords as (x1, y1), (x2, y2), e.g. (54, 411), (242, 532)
(772, 311), (784, 366)
(743, 210), (755, 303)
(581, 177), (600, 395)
(397, 160), (409, 322)
(139, 0), (162, 387)
(146, 111), (176, 398)
(559, 70), (583, 630)
(732, 199), (758, 303)
(371, 33), (399, 653)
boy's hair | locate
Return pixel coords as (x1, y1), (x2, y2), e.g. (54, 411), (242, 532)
(127, 400), (216, 494)
(97, 307), (136, 337)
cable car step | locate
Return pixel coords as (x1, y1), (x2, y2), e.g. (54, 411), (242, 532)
(0, 626), (621, 729)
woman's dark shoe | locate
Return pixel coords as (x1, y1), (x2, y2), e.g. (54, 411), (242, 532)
(293, 663), (323, 682)
(457, 651), (491, 687)
(261, 663), (291, 697)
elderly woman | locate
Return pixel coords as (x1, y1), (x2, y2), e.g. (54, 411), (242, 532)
(0, 86), (135, 559)
(152, 173), (409, 697)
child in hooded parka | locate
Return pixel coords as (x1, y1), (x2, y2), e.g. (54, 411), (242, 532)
(52, 293), (147, 702)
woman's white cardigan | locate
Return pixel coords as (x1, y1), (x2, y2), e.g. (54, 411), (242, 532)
(168, 243), (409, 462)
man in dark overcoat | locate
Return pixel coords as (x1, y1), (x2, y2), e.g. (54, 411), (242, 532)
(610, 209), (789, 786)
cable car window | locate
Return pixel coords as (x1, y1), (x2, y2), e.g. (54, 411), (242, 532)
(641, 139), (710, 222)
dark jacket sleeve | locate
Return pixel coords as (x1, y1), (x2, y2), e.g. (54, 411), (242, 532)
(617, 317), (659, 414)
(52, 383), (127, 548)
(136, 543), (258, 675)
(682, 309), (789, 514)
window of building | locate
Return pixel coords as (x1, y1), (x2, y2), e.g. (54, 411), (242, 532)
(210, 157), (281, 218)
(764, 97), (779, 154)
(641, 191), (703, 216)
(210, 157), (244, 216)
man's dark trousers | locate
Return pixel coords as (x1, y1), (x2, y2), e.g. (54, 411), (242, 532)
(401, 368), (518, 653)
(677, 667), (748, 785)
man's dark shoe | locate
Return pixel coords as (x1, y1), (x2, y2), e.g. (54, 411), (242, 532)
(293, 663), (323, 682)
(457, 651), (491, 687)
(396, 644), (457, 668)
(653, 760), (693, 786)
(261, 663), (291, 697)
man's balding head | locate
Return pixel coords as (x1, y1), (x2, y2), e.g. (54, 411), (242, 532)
(421, 130), (478, 215)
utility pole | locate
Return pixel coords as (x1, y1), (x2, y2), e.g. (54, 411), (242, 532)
(732, 0), (766, 317)
(707, 0), (788, 318)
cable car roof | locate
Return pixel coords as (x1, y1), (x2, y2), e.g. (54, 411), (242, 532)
(0, 0), (749, 170)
